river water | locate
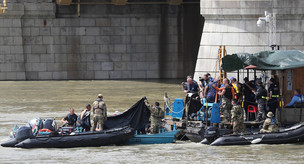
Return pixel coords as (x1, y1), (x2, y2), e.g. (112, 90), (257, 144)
(0, 80), (303, 163)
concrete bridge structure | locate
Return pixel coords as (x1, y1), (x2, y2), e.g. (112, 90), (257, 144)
(0, 0), (202, 80)
(194, 0), (304, 81)
(1, 0), (303, 81)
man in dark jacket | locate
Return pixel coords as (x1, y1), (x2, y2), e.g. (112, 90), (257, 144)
(268, 78), (280, 115)
(254, 81), (267, 122)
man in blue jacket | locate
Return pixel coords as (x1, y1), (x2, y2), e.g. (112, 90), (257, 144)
(286, 89), (304, 107)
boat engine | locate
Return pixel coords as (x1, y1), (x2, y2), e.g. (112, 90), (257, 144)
(204, 126), (219, 144)
(15, 126), (34, 142)
(43, 118), (57, 131)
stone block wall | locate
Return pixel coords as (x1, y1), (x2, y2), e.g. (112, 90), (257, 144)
(0, 1), (203, 80)
(194, 0), (304, 81)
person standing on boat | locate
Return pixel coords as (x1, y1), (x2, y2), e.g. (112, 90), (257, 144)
(268, 78), (280, 115)
(184, 77), (199, 93)
(78, 104), (92, 132)
(61, 108), (78, 128)
(253, 80), (268, 122)
(144, 99), (164, 134)
(243, 77), (256, 119)
(260, 112), (279, 133)
(217, 78), (233, 123)
(92, 94), (107, 131)
(230, 77), (241, 100)
(205, 79), (218, 103)
(231, 99), (246, 135)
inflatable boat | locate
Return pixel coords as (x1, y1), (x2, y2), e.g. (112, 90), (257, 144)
(1, 126), (134, 148)
(210, 123), (304, 146)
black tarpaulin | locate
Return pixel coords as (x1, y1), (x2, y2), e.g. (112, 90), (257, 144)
(104, 98), (150, 130)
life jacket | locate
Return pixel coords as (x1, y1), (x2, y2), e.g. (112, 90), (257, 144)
(67, 113), (78, 126)
(270, 117), (277, 125)
(223, 86), (233, 100)
(187, 81), (199, 92)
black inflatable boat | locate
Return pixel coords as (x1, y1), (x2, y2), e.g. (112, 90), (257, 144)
(1, 126), (134, 148)
(210, 123), (304, 146)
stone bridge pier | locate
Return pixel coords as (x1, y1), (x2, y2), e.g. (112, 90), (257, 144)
(194, 0), (304, 81)
(0, 0), (202, 80)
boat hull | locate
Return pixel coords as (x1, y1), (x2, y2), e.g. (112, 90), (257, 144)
(126, 130), (179, 144)
(211, 123), (304, 146)
(2, 127), (134, 148)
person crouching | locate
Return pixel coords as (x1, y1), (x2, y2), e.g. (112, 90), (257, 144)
(260, 112), (279, 133)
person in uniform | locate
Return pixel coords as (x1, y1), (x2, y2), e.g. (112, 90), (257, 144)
(260, 112), (279, 133)
(217, 78), (233, 123)
(92, 94), (107, 131)
(243, 77), (256, 120)
(61, 108), (78, 127)
(231, 99), (246, 135)
(254, 80), (267, 122)
(78, 104), (91, 132)
(268, 78), (280, 115)
(144, 99), (164, 134)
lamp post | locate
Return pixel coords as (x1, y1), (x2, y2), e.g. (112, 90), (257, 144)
(0, 0), (7, 14)
(257, 11), (278, 50)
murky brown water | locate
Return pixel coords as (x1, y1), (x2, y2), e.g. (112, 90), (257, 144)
(0, 80), (303, 163)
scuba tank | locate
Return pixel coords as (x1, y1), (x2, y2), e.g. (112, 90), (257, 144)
(27, 118), (43, 136)
(43, 118), (57, 131)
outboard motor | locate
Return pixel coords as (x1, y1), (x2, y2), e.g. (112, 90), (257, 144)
(43, 118), (57, 131)
(204, 126), (219, 144)
(27, 118), (43, 136)
(16, 126), (34, 142)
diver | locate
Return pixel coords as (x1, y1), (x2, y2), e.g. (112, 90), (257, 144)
(78, 104), (92, 132)
(61, 108), (78, 128)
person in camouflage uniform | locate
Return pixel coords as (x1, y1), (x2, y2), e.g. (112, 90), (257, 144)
(217, 79), (233, 123)
(92, 94), (107, 131)
(144, 99), (164, 134)
(231, 99), (246, 135)
(260, 112), (279, 133)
